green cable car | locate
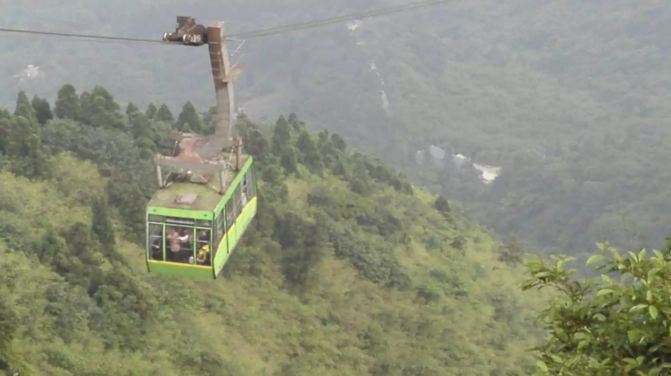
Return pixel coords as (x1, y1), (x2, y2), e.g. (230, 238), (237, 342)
(145, 17), (256, 278)
(146, 154), (257, 279)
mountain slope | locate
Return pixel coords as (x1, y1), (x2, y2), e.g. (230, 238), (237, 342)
(0, 90), (541, 375)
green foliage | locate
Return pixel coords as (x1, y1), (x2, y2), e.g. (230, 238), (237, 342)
(0, 299), (17, 349)
(279, 213), (329, 289)
(79, 86), (125, 129)
(91, 196), (117, 260)
(125, 101), (139, 118)
(4, 115), (50, 178)
(54, 84), (81, 120)
(31, 95), (53, 125)
(272, 115), (291, 154)
(296, 130), (324, 174)
(434, 195), (450, 215)
(176, 101), (203, 132)
(14, 91), (36, 122)
(155, 103), (174, 123)
(145, 103), (157, 119)
(330, 226), (409, 289)
(129, 111), (157, 158)
(280, 146), (299, 175)
(524, 244), (671, 375)
(245, 129), (270, 161)
(349, 169), (374, 195)
(451, 235), (466, 252)
(499, 237), (525, 265)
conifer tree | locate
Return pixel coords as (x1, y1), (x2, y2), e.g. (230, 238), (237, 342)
(434, 196), (450, 215)
(330, 133), (347, 151)
(125, 102), (139, 119)
(91, 196), (116, 259)
(155, 104), (174, 123)
(80, 88), (124, 129)
(130, 111), (157, 158)
(31, 95), (53, 125)
(91, 86), (120, 113)
(176, 101), (203, 132)
(6, 116), (49, 178)
(280, 147), (299, 175)
(297, 130), (324, 173)
(54, 84), (81, 119)
(273, 115), (291, 154)
(14, 91), (36, 122)
(145, 103), (158, 119)
(245, 130), (269, 161)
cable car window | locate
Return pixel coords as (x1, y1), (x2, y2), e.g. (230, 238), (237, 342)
(196, 229), (212, 266)
(148, 215), (165, 222)
(248, 169), (256, 198)
(225, 199), (235, 230)
(234, 186), (242, 217)
(148, 223), (164, 261)
(166, 225), (194, 263)
(241, 170), (255, 204)
(216, 211), (225, 243)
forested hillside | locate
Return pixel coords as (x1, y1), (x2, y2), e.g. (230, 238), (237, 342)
(3, 0), (669, 256)
(0, 86), (541, 375)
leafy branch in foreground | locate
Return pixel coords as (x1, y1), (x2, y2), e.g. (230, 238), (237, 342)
(524, 243), (671, 375)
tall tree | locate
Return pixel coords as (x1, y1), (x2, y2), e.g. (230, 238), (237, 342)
(244, 129), (269, 161)
(272, 115), (291, 154)
(125, 102), (139, 119)
(31, 95), (53, 125)
(176, 101), (203, 133)
(130, 112), (156, 158)
(54, 84), (81, 119)
(155, 104), (174, 123)
(14, 91), (36, 122)
(280, 147), (299, 175)
(296, 130), (323, 173)
(91, 86), (121, 113)
(91, 196), (116, 259)
(6, 116), (49, 178)
(80, 89), (124, 129)
(145, 103), (157, 119)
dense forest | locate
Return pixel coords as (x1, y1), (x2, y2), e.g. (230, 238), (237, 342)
(0, 86), (545, 375)
(2, 1), (669, 256)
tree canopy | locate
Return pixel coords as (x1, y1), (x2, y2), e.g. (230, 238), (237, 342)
(524, 244), (671, 375)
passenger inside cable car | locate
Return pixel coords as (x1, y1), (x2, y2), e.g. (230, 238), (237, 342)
(166, 226), (189, 262)
(196, 230), (211, 266)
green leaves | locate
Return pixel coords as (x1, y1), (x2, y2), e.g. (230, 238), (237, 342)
(528, 244), (671, 374)
(586, 254), (606, 267)
(649, 305), (659, 320)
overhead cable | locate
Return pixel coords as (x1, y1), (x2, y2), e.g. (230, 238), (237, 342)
(0, 27), (167, 44)
(228, 0), (452, 39)
(0, 0), (452, 44)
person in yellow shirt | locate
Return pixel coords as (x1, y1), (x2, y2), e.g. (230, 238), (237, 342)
(196, 243), (210, 265)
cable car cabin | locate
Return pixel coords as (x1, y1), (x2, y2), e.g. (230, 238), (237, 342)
(146, 156), (256, 279)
